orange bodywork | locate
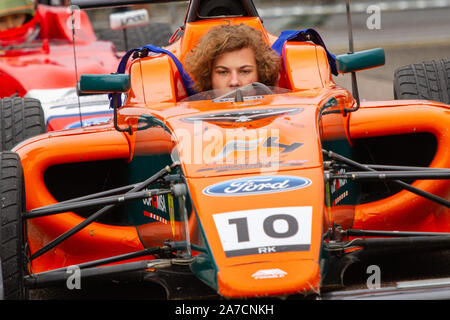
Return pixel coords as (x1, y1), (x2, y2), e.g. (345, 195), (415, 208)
(350, 101), (450, 232)
(12, 16), (449, 298)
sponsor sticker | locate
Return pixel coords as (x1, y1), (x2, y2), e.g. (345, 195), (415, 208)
(143, 211), (169, 224)
(196, 160), (307, 173)
(252, 269), (287, 279)
(203, 175), (311, 196)
(182, 108), (302, 123)
(213, 206), (312, 257)
(109, 9), (149, 30)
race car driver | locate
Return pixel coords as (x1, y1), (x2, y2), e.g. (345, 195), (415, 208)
(184, 24), (280, 94)
(0, 0), (39, 45)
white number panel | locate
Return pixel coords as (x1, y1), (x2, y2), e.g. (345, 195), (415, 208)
(212, 207), (312, 257)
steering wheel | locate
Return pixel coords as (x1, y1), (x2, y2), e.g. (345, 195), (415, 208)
(213, 82), (273, 102)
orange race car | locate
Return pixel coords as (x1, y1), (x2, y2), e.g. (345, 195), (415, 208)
(0, 0), (449, 300)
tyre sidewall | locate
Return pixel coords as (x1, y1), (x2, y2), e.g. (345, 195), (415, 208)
(0, 151), (28, 299)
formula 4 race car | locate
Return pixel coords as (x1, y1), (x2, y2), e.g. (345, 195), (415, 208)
(0, 1), (172, 149)
(0, 0), (449, 300)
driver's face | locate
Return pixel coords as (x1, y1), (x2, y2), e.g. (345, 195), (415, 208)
(211, 47), (258, 93)
(0, 14), (27, 31)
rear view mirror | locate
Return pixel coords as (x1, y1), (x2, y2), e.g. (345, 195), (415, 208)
(79, 74), (130, 94)
(79, 74), (131, 134)
(336, 48), (385, 73)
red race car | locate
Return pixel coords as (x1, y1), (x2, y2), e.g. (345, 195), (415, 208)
(0, 0), (171, 148)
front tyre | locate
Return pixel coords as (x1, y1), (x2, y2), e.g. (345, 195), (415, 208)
(0, 151), (28, 299)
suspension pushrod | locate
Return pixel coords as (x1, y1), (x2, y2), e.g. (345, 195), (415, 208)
(24, 189), (170, 219)
(34, 183), (138, 211)
(349, 235), (450, 250)
(346, 229), (450, 238)
(31, 174), (182, 214)
(330, 170), (450, 180)
(337, 163), (449, 172)
(323, 149), (450, 208)
(24, 260), (155, 288)
(25, 246), (164, 280)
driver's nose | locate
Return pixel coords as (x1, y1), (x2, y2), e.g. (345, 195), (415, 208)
(229, 70), (241, 87)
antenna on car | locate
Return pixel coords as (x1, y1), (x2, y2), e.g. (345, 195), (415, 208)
(69, 2), (84, 128)
(345, 0), (360, 111)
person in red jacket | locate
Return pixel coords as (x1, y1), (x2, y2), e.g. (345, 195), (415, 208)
(0, 0), (40, 46)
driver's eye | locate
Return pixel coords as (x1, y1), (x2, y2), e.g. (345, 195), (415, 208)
(241, 70), (251, 75)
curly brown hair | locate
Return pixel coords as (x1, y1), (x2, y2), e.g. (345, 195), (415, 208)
(184, 24), (280, 92)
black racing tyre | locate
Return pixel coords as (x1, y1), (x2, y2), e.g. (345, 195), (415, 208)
(0, 151), (28, 300)
(0, 97), (45, 151)
(96, 22), (173, 51)
(393, 59), (450, 104)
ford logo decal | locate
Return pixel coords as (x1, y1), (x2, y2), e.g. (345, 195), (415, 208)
(203, 176), (312, 196)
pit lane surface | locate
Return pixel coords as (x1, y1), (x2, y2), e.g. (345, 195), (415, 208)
(29, 7), (450, 300)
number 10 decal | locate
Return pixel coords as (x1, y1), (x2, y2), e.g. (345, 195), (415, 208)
(213, 207), (312, 257)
